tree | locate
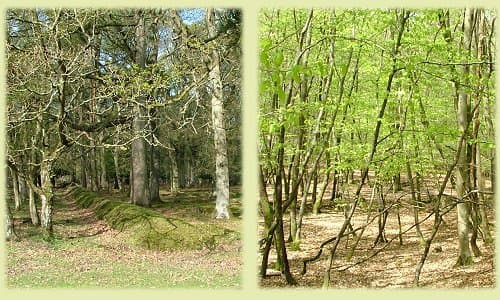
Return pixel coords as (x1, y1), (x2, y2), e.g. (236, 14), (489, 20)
(130, 10), (150, 207)
(6, 8), (242, 240)
(258, 8), (495, 287)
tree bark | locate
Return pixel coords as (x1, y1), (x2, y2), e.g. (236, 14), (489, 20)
(100, 145), (108, 191)
(40, 159), (54, 237)
(207, 8), (230, 219)
(10, 167), (21, 210)
(28, 184), (40, 226)
(169, 149), (179, 195)
(5, 204), (17, 241)
(454, 8), (474, 267)
(113, 141), (122, 190)
(130, 10), (150, 207)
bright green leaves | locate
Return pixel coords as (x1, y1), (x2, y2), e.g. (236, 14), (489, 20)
(290, 64), (305, 82)
(274, 51), (285, 68)
(259, 8), (495, 194)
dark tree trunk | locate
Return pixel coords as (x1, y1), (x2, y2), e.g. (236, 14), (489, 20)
(130, 10), (150, 207)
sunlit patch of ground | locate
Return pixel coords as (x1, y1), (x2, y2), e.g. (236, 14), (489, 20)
(7, 186), (242, 288)
(259, 180), (495, 288)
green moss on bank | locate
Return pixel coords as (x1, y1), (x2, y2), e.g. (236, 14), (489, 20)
(71, 187), (237, 251)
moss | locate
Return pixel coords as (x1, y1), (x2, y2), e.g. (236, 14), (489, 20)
(70, 188), (237, 251)
(454, 255), (474, 267)
(289, 241), (301, 251)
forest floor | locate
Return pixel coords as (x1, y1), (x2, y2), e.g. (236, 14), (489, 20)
(7, 186), (242, 288)
(258, 178), (495, 288)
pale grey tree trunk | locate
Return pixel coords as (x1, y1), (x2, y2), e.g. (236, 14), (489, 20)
(100, 140), (108, 191)
(40, 159), (54, 236)
(168, 150), (179, 195)
(19, 178), (28, 204)
(5, 204), (16, 241)
(454, 8), (474, 267)
(28, 184), (40, 226)
(207, 8), (230, 219)
(10, 167), (21, 210)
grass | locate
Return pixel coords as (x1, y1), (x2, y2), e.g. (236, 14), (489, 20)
(8, 238), (241, 288)
(7, 186), (242, 288)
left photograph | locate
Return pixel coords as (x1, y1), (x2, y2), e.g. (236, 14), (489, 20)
(6, 8), (242, 288)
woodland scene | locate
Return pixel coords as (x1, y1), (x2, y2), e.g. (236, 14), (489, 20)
(5, 8), (242, 288)
(258, 8), (495, 288)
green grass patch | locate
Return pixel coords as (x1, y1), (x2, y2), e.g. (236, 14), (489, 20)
(7, 238), (240, 288)
(70, 187), (238, 251)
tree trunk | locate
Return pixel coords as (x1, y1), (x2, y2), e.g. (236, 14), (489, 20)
(207, 8), (230, 219)
(169, 150), (179, 195)
(130, 10), (150, 207)
(19, 177), (28, 205)
(455, 96), (473, 266)
(454, 8), (474, 267)
(407, 160), (425, 243)
(476, 144), (493, 244)
(80, 147), (88, 188)
(113, 143), (121, 190)
(148, 14), (161, 203)
(10, 167), (21, 210)
(40, 159), (54, 237)
(100, 146), (108, 191)
(5, 204), (17, 241)
(89, 139), (98, 192)
(28, 183), (40, 226)
(149, 145), (161, 203)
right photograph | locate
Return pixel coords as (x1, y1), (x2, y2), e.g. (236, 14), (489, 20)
(257, 8), (495, 288)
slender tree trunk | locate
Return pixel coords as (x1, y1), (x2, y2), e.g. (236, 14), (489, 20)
(150, 144), (161, 202)
(149, 115), (160, 202)
(148, 14), (161, 202)
(19, 178), (28, 205)
(10, 167), (21, 210)
(274, 125), (296, 284)
(407, 160), (425, 243)
(476, 144), (493, 244)
(5, 204), (17, 241)
(374, 183), (388, 244)
(89, 139), (98, 192)
(454, 8), (474, 267)
(113, 144), (121, 190)
(100, 146), (108, 191)
(455, 97), (473, 266)
(28, 183), (40, 226)
(313, 153), (331, 215)
(80, 147), (88, 188)
(169, 150), (179, 195)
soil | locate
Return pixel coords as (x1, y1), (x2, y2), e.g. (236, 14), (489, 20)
(258, 177), (495, 288)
